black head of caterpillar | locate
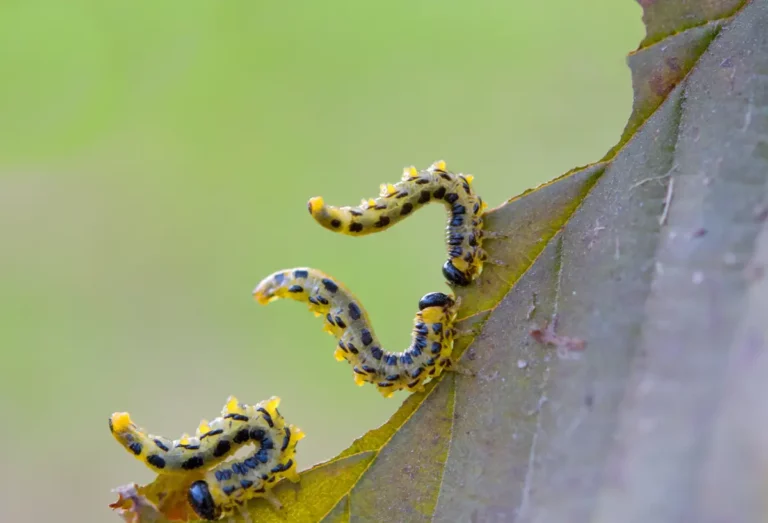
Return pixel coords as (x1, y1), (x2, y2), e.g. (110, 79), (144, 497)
(253, 267), (458, 398)
(109, 396), (283, 476)
(307, 160), (489, 286)
(186, 413), (304, 521)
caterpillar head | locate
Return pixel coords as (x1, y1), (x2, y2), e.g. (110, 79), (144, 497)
(418, 292), (455, 311)
(188, 480), (221, 521)
(418, 292), (458, 324)
(442, 259), (472, 286)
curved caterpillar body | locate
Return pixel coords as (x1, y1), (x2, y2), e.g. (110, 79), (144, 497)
(253, 268), (458, 398)
(188, 409), (303, 521)
(307, 160), (488, 286)
(110, 396), (304, 521)
(109, 396), (282, 475)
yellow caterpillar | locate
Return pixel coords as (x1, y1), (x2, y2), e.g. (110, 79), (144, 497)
(109, 396), (304, 521)
(253, 268), (458, 397)
(307, 160), (488, 286)
(187, 421), (303, 521)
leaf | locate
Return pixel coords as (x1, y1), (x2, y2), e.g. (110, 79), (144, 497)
(111, 0), (768, 521)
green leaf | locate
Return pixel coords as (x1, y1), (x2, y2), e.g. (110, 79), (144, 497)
(112, 0), (768, 520)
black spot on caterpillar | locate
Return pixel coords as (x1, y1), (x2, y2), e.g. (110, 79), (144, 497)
(253, 268), (458, 397)
(110, 396), (304, 521)
(307, 160), (489, 286)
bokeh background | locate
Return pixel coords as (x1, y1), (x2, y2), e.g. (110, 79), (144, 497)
(0, 2), (642, 522)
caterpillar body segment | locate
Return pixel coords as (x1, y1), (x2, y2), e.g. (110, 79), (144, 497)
(253, 268), (458, 398)
(307, 161), (489, 286)
(109, 396), (282, 476)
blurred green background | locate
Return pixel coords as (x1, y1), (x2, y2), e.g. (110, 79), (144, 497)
(0, 2), (642, 522)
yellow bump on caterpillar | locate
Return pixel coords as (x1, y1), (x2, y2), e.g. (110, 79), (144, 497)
(253, 267), (458, 398)
(307, 161), (488, 286)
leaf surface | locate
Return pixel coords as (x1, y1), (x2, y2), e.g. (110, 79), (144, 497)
(111, 1), (768, 521)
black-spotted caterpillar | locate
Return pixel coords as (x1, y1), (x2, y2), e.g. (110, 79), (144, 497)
(307, 160), (489, 286)
(109, 159), (488, 519)
(110, 396), (304, 521)
(253, 268), (458, 397)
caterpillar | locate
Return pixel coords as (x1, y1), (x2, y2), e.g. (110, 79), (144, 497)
(307, 160), (489, 286)
(110, 396), (304, 521)
(253, 268), (458, 398)
(188, 419), (303, 521)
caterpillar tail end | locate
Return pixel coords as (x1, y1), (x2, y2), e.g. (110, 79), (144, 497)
(307, 196), (324, 215)
(307, 196), (351, 233)
(109, 412), (133, 433)
(252, 273), (284, 305)
(252, 286), (274, 305)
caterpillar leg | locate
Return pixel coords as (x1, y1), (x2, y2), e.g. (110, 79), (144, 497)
(481, 250), (507, 267)
(308, 161), (488, 286)
(444, 359), (476, 377)
(234, 506), (252, 523)
(232, 490), (283, 519)
(482, 230), (508, 240)
(264, 490), (284, 511)
(453, 325), (483, 338)
(254, 268), (460, 397)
